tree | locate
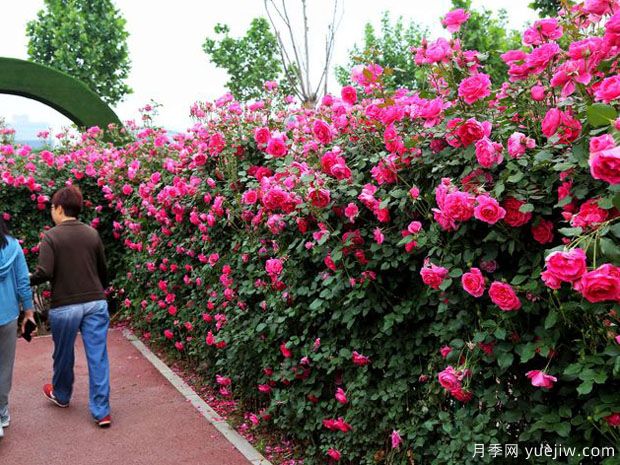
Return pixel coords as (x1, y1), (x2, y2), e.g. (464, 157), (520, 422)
(26, 0), (132, 105)
(529, 0), (563, 17)
(203, 18), (288, 102)
(451, 0), (522, 85)
(264, 0), (342, 105)
(336, 12), (428, 91)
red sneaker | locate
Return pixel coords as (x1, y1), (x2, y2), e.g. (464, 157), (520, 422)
(43, 384), (69, 408)
(95, 415), (112, 428)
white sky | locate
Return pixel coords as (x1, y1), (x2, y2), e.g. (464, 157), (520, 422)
(0, 0), (536, 136)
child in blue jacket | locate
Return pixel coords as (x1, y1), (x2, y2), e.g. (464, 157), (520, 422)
(0, 216), (35, 439)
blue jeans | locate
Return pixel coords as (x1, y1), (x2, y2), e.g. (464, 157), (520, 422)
(49, 300), (110, 420)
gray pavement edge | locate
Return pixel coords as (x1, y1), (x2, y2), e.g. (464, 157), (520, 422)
(122, 329), (273, 465)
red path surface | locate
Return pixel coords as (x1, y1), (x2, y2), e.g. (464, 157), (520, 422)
(0, 329), (251, 465)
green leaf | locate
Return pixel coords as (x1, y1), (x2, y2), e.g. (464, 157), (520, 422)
(558, 227), (583, 237)
(600, 237), (620, 262)
(534, 150), (553, 162)
(519, 203), (534, 213)
(586, 103), (618, 127)
(577, 380), (593, 395)
(494, 327), (506, 340)
(544, 310), (558, 329)
(518, 342), (537, 363)
(497, 351), (514, 369)
(507, 172), (524, 183)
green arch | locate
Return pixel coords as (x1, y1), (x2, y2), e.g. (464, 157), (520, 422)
(0, 57), (122, 131)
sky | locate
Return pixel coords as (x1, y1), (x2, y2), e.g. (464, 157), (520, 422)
(0, 0), (537, 138)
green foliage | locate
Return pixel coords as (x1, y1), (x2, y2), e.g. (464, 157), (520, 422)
(451, 0), (522, 85)
(26, 0), (132, 105)
(203, 18), (291, 102)
(529, 0), (564, 17)
(338, 2), (522, 92)
(336, 12), (428, 91)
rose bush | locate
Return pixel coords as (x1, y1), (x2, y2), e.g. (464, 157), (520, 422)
(2, 3), (620, 464)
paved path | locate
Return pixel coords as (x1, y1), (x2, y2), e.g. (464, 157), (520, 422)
(0, 329), (253, 465)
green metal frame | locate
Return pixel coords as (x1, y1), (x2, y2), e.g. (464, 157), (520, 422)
(0, 57), (121, 130)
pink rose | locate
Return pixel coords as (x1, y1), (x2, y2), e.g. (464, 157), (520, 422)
(526, 370), (557, 389)
(441, 8), (470, 33)
(327, 449), (341, 460)
(584, 0), (616, 15)
(531, 84), (546, 101)
(352, 351), (370, 366)
(589, 146), (620, 185)
(507, 132), (536, 158)
(341, 86), (357, 105)
(571, 199), (609, 229)
(440, 346), (452, 358)
(351, 63), (383, 88)
(474, 195), (506, 224)
(545, 248), (587, 283)
(541, 269), (562, 290)
(265, 134), (288, 157)
(313, 119), (334, 145)
(438, 366), (461, 391)
(531, 219), (554, 244)
(407, 221), (422, 234)
(344, 203), (359, 223)
(474, 137), (504, 168)
(522, 18), (563, 46)
(335, 387), (348, 404)
(502, 197), (532, 227)
(526, 42), (561, 74)
(443, 191), (476, 222)
(605, 413), (620, 427)
(373, 228), (384, 244)
(307, 188), (331, 208)
(450, 387), (473, 403)
(254, 127), (270, 145)
(541, 108), (582, 144)
(280, 342), (292, 358)
(462, 267), (486, 297)
(574, 264), (620, 303)
(241, 190), (258, 205)
(458, 73), (491, 105)
(595, 75), (620, 103)
(420, 262), (449, 290)
(391, 430), (402, 449)
(265, 258), (283, 276)
(590, 134), (616, 153)
(489, 282), (521, 311)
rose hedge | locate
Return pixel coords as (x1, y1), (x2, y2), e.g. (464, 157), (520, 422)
(2, 4), (620, 464)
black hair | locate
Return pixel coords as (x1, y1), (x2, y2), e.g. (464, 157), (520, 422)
(0, 216), (10, 249)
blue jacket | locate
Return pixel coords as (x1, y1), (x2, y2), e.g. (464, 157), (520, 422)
(0, 236), (34, 325)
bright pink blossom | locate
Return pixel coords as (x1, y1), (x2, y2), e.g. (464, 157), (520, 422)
(441, 8), (470, 33)
(458, 73), (491, 105)
(420, 262), (449, 290)
(461, 268), (485, 297)
(526, 370), (557, 389)
(544, 248), (587, 283)
(489, 282), (521, 311)
(574, 264), (620, 303)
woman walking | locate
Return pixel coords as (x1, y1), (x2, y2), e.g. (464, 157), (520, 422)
(30, 186), (111, 428)
(0, 216), (35, 440)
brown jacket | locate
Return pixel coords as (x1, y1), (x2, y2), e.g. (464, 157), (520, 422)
(30, 220), (108, 308)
